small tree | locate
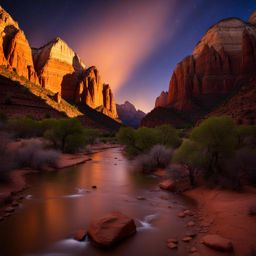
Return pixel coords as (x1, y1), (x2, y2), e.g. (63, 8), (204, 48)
(155, 125), (181, 148)
(44, 118), (87, 152)
(190, 116), (237, 177)
(173, 139), (204, 186)
(134, 127), (159, 152)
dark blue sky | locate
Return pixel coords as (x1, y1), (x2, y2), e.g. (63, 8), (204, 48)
(1, 0), (255, 112)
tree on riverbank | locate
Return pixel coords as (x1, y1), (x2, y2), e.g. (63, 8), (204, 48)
(116, 125), (181, 157)
(173, 116), (256, 188)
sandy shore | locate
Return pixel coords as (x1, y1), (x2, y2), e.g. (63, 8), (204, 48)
(185, 187), (256, 256)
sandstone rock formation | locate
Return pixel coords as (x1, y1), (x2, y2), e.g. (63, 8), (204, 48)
(33, 39), (118, 119)
(116, 101), (146, 127)
(76, 66), (118, 119)
(168, 18), (256, 112)
(0, 6), (118, 120)
(0, 6), (38, 83)
(155, 91), (168, 108)
(143, 13), (256, 127)
(87, 211), (136, 247)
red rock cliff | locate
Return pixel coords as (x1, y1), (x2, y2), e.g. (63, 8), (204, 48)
(0, 6), (118, 120)
(0, 6), (38, 83)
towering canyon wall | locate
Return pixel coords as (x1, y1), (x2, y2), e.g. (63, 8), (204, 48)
(143, 13), (256, 127)
(0, 6), (118, 120)
(0, 6), (38, 83)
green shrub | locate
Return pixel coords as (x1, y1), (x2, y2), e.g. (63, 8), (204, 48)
(155, 125), (181, 148)
(116, 125), (180, 157)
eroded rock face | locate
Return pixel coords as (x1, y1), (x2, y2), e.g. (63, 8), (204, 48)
(116, 101), (146, 127)
(168, 17), (256, 112)
(87, 211), (136, 247)
(0, 6), (118, 120)
(75, 66), (118, 119)
(0, 6), (37, 83)
(155, 91), (168, 108)
(33, 37), (85, 98)
(145, 13), (256, 127)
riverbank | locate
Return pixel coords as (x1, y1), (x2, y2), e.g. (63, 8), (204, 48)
(0, 143), (119, 221)
(185, 187), (256, 256)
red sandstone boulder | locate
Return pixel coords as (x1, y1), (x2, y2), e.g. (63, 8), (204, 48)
(202, 234), (233, 252)
(159, 179), (175, 191)
(87, 211), (136, 247)
(74, 229), (87, 241)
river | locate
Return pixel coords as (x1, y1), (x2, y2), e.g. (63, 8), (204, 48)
(0, 147), (195, 256)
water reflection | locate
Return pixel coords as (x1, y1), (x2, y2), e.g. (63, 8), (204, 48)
(0, 147), (195, 256)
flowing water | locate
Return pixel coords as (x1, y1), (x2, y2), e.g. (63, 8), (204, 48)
(0, 147), (196, 256)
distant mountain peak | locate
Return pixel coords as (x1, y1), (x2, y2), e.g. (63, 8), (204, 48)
(116, 101), (146, 128)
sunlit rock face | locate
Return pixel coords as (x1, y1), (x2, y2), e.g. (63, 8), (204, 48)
(33, 37), (85, 99)
(75, 66), (118, 119)
(155, 91), (168, 108)
(0, 6), (38, 83)
(0, 6), (118, 120)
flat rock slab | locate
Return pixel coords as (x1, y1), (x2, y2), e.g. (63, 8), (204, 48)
(202, 234), (233, 252)
(88, 211), (136, 248)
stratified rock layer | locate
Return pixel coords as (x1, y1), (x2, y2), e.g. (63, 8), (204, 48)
(143, 13), (256, 127)
(33, 39), (118, 119)
(0, 6), (38, 83)
(0, 6), (118, 120)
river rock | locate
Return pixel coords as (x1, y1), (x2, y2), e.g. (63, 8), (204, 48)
(87, 211), (136, 247)
(136, 196), (146, 200)
(182, 236), (193, 242)
(182, 236), (192, 243)
(186, 221), (195, 227)
(186, 231), (197, 237)
(167, 242), (178, 249)
(159, 179), (175, 191)
(167, 238), (178, 244)
(177, 212), (185, 218)
(184, 209), (193, 216)
(4, 207), (15, 213)
(190, 247), (197, 253)
(74, 229), (87, 241)
(202, 234), (233, 252)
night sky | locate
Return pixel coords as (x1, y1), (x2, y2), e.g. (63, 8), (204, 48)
(1, 0), (255, 112)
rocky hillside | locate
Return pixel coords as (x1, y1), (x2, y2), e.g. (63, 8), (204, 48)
(0, 66), (121, 131)
(207, 78), (256, 125)
(142, 12), (256, 127)
(0, 6), (118, 120)
(116, 101), (146, 127)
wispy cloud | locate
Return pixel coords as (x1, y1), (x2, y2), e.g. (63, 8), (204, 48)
(74, 0), (175, 92)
